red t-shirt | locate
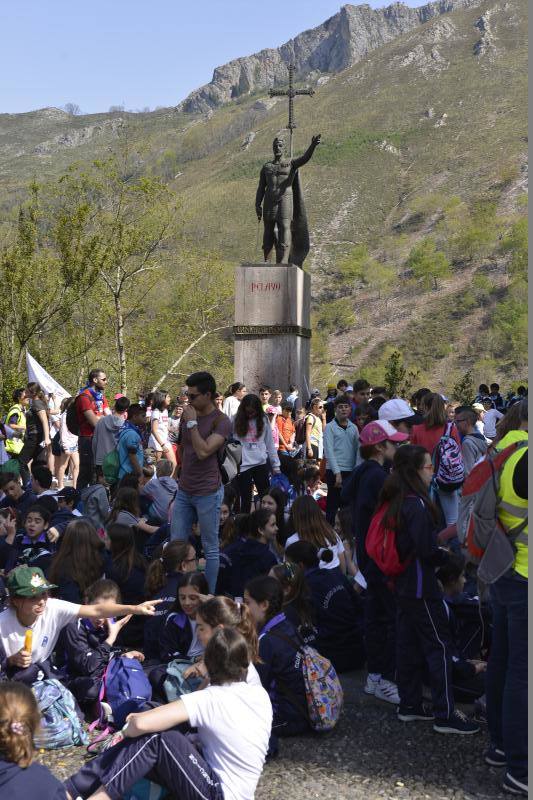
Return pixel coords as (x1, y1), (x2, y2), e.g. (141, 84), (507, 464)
(76, 389), (109, 437)
(410, 422), (461, 457)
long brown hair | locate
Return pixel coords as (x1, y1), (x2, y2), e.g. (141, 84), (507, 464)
(422, 392), (447, 428)
(270, 562), (313, 628)
(197, 596), (259, 663)
(107, 523), (146, 581)
(49, 520), (105, 594)
(144, 541), (194, 597)
(379, 444), (440, 528)
(108, 487), (140, 524)
(288, 495), (337, 548)
(233, 393), (265, 438)
(0, 682), (41, 768)
(26, 382), (47, 403)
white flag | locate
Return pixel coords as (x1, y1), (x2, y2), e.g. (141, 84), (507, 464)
(26, 351), (71, 403)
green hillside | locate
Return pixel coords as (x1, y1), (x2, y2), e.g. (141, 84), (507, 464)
(0, 0), (527, 397)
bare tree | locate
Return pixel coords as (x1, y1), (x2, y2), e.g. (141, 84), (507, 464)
(64, 102), (81, 116)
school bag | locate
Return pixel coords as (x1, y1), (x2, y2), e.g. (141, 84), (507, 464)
(462, 440), (528, 584)
(295, 415), (312, 445)
(163, 658), (203, 702)
(365, 503), (409, 577)
(32, 678), (89, 749)
(66, 397), (81, 436)
(102, 447), (120, 485)
(94, 656), (152, 730)
(432, 423), (464, 491)
(270, 631), (343, 732)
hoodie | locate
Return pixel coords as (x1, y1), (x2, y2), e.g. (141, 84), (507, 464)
(141, 476), (178, 524)
(92, 413), (125, 466)
(234, 539), (278, 598)
(144, 572), (182, 659)
(81, 483), (109, 531)
(57, 617), (121, 703)
(0, 759), (66, 800)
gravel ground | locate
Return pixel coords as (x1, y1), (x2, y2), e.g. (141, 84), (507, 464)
(40, 671), (508, 800)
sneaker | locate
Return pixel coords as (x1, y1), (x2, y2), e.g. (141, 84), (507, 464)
(502, 772), (528, 796)
(363, 674), (380, 696)
(433, 709), (480, 735)
(397, 703), (434, 722)
(484, 746), (506, 767)
(374, 679), (400, 705)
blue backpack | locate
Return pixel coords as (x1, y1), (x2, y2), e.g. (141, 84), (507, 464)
(32, 678), (89, 749)
(98, 656), (152, 729)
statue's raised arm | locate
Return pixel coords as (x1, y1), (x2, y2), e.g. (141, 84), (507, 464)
(291, 134), (321, 170)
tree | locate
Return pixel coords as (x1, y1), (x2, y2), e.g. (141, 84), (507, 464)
(406, 237), (451, 288)
(367, 260), (396, 299)
(452, 370), (475, 405)
(64, 102), (81, 116)
(109, 104), (125, 112)
(384, 350), (406, 397)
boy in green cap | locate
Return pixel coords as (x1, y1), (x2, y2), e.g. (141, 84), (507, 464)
(0, 565), (160, 676)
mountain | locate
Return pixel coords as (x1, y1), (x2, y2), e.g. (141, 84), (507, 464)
(178, 0), (476, 113)
(0, 0), (527, 392)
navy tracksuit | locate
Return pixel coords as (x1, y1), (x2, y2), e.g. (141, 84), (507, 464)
(57, 618), (120, 704)
(143, 573), (181, 660)
(0, 531), (55, 575)
(304, 566), (365, 673)
(257, 614), (310, 737)
(216, 537), (247, 597)
(159, 610), (194, 662)
(393, 495), (454, 719)
(342, 459), (396, 680)
(65, 730), (223, 800)
(105, 561), (147, 649)
(217, 537), (277, 598)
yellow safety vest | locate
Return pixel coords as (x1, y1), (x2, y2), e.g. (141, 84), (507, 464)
(497, 430), (528, 579)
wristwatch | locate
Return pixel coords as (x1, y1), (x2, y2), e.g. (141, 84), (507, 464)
(186, 420), (198, 430)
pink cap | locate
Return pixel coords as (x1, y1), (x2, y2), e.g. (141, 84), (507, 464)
(359, 419), (409, 446)
(114, 393), (125, 400)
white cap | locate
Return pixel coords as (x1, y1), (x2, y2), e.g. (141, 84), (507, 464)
(378, 398), (415, 422)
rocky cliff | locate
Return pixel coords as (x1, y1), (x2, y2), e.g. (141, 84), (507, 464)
(179, 0), (475, 112)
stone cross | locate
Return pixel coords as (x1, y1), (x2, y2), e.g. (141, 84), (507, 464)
(269, 63), (315, 157)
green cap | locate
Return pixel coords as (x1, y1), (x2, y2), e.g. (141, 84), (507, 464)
(6, 566), (57, 597)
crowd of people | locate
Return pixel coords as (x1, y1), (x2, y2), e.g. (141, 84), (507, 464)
(0, 369), (527, 799)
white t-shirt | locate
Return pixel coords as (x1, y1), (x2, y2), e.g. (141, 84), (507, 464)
(149, 408), (170, 451)
(222, 395), (240, 423)
(285, 532), (344, 570)
(483, 409), (503, 439)
(247, 662), (261, 686)
(0, 598), (80, 661)
(181, 681), (272, 800)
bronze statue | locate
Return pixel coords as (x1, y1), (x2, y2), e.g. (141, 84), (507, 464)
(255, 134), (321, 266)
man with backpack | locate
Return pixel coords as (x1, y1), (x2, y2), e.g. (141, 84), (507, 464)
(484, 398), (528, 796)
(92, 396), (130, 477)
(72, 369), (111, 490)
(455, 406), (489, 544)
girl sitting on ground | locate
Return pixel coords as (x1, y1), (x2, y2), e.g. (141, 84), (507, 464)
(285, 495), (346, 573)
(158, 571), (209, 663)
(245, 575), (311, 741)
(0, 681), (67, 800)
(65, 628), (272, 800)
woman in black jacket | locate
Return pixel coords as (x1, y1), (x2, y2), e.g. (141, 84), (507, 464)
(377, 445), (479, 735)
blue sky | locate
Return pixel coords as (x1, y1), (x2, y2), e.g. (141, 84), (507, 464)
(3, 0), (426, 114)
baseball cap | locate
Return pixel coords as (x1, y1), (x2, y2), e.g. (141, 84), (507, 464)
(326, 383), (336, 391)
(378, 398), (415, 422)
(7, 566), (57, 597)
(472, 402), (485, 412)
(359, 419), (409, 446)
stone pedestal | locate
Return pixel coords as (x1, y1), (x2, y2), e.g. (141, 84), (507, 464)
(234, 263), (311, 397)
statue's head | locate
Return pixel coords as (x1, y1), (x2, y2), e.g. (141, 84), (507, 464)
(273, 137), (284, 156)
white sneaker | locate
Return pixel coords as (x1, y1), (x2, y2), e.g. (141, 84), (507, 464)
(374, 679), (400, 705)
(364, 674), (380, 696)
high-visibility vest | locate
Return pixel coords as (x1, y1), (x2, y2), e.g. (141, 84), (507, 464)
(497, 430), (528, 579)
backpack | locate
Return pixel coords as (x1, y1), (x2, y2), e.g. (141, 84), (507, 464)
(270, 631), (343, 732)
(32, 678), (89, 749)
(209, 411), (242, 484)
(462, 441), (528, 584)
(365, 503), (409, 577)
(163, 658), (203, 702)
(66, 396), (81, 435)
(102, 447), (120, 485)
(433, 423), (464, 491)
(295, 415), (313, 445)
(95, 656), (152, 730)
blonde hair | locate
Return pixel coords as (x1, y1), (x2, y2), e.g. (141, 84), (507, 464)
(0, 682), (41, 768)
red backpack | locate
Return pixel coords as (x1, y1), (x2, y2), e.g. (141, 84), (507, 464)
(365, 503), (409, 577)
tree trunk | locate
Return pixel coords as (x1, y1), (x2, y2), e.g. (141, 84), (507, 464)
(114, 293), (127, 394)
(151, 325), (230, 392)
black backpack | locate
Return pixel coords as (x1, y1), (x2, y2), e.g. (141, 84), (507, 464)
(66, 396), (80, 436)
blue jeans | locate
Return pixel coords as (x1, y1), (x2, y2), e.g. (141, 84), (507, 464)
(437, 488), (459, 525)
(486, 574), (528, 781)
(170, 485), (224, 593)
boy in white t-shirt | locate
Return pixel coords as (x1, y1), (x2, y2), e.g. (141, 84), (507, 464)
(0, 565), (161, 681)
(65, 627), (272, 800)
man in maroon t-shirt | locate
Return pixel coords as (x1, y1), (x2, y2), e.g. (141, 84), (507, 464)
(76, 368), (110, 489)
